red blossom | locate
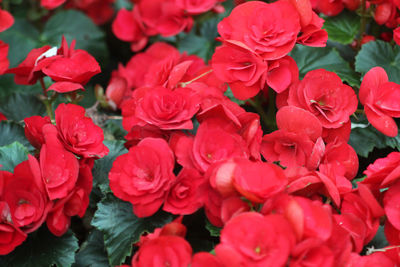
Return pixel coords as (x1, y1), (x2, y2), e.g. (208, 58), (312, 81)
(218, 1), (300, 60)
(216, 212), (296, 266)
(359, 66), (400, 137)
(109, 138), (176, 217)
(288, 69), (358, 129)
(55, 103), (109, 158)
(131, 235), (192, 267)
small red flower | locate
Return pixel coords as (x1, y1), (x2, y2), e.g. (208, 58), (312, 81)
(109, 138), (176, 217)
(163, 168), (206, 215)
(288, 69), (358, 129)
(218, 0), (300, 60)
(40, 124), (80, 201)
(359, 66), (400, 137)
(216, 212), (296, 266)
(55, 103), (109, 158)
(211, 42), (267, 100)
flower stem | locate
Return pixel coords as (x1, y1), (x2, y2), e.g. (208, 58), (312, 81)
(179, 69), (213, 88)
(356, 0), (368, 50)
(43, 99), (54, 121)
(39, 78), (56, 120)
(40, 78), (48, 97)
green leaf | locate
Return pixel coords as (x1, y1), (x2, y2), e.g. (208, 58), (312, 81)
(0, 121), (32, 149)
(178, 17), (220, 61)
(103, 119), (127, 141)
(0, 92), (46, 122)
(323, 11), (360, 45)
(73, 230), (109, 267)
(92, 140), (127, 194)
(91, 195), (173, 266)
(0, 18), (40, 67)
(349, 121), (400, 158)
(205, 219), (221, 237)
(178, 32), (212, 60)
(355, 40), (400, 84)
(199, 18), (219, 41)
(290, 45), (360, 87)
(0, 142), (29, 172)
(114, 0), (133, 10)
(41, 10), (108, 65)
(0, 227), (79, 267)
(0, 74), (42, 99)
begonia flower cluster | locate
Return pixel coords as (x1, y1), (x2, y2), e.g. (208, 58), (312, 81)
(2, 0), (400, 264)
(312, 0), (400, 46)
(211, 0), (328, 100)
(7, 36), (101, 94)
(112, 0), (227, 51)
(121, 208), (400, 266)
(0, 103), (108, 254)
(104, 1), (400, 266)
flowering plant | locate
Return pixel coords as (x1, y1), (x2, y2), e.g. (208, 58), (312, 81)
(1, 0), (400, 266)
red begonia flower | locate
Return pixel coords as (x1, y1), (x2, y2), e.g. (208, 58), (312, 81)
(359, 66), (400, 137)
(109, 138), (176, 217)
(55, 103), (109, 158)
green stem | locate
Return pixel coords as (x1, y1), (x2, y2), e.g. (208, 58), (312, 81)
(40, 78), (48, 97)
(356, 0), (368, 50)
(39, 78), (56, 120)
(43, 99), (54, 121)
(179, 69), (213, 87)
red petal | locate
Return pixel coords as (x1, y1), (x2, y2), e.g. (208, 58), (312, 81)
(0, 9), (14, 32)
(365, 105), (398, 137)
(48, 82), (84, 93)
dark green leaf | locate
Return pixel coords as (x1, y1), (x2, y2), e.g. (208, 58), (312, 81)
(114, 0), (133, 10)
(0, 93), (46, 122)
(199, 18), (219, 41)
(178, 32), (211, 60)
(290, 45), (360, 87)
(349, 122), (400, 158)
(0, 121), (32, 149)
(0, 74), (42, 99)
(103, 120), (127, 141)
(355, 40), (400, 84)
(73, 230), (109, 267)
(327, 40), (357, 62)
(178, 17), (220, 61)
(323, 11), (360, 45)
(92, 140), (127, 194)
(0, 18), (40, 67)
(0, 142), (29, 172)
(91, 195), (173, 266)
(41, 10), (108, 65)
(0, 227), (78, 267)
